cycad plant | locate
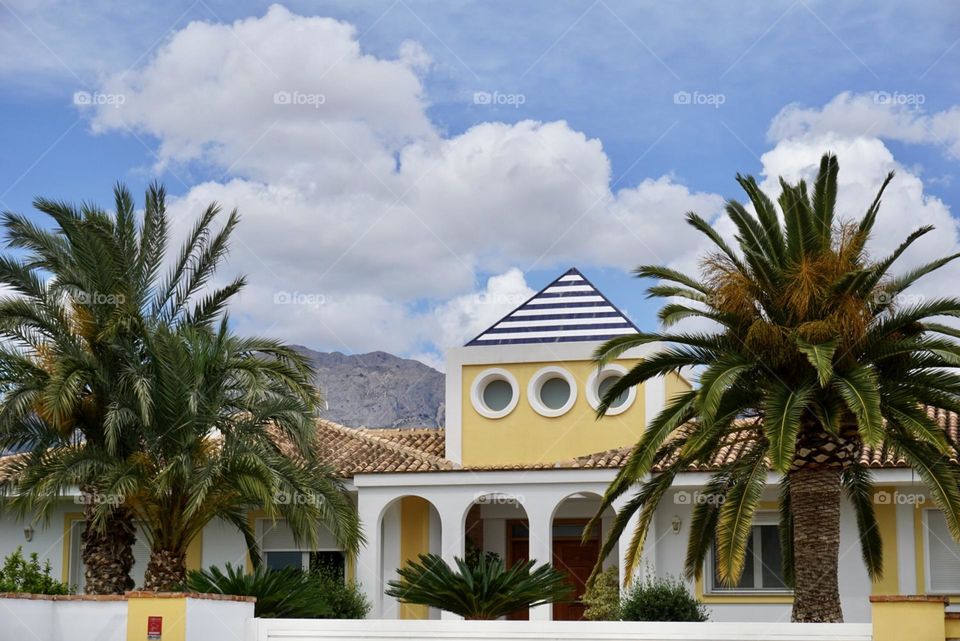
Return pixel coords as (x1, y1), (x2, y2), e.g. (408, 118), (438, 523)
(86, 322), (360, 590)
(386, 553), (572, 620)
(590, 153), (960, 622)
(0, 183), (243, 593)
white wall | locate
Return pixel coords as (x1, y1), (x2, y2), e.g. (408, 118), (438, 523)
(0, 597), (126, 641)
(185, 597), (254, 641)
(655, 488), (874, 623)
(0, 502), (75, 585)
(247, 618), (872, 640)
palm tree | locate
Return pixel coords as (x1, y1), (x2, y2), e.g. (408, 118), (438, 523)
(386, 553), (572, 620)
(88, 322), (360, 590)
(0, 183), (243, 593)
(589, 153), (960, 622)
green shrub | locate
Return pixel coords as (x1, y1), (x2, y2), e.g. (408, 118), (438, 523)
(619, 575), (707, 622)
(0, 547), (71, 595)
(184, 563), (369, 619)
(310, 570), (370, 619)
(582, 566), (620, 621)
(385, 553), (571, 620)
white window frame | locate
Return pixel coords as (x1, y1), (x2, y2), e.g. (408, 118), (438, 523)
(527, 366), (578, 418)
(922, 507), (960, 595)
(585, 364), (636, 416)
(470, 368), (520, 419)
(257, 518), (344, 572)
(704, 512), (793, 596)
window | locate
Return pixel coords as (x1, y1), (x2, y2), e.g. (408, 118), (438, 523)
(528, 366), (577, 417)
(585, 365), (636, 416)
(68, 518), (151, 590)
(259, 518), (345, 579)
(470, 368), (519, 419)
(708, 520), (788, 593)
(597, 377), (628, 408)
(483, 380), (514, 412)
(925, 509), (960, 593)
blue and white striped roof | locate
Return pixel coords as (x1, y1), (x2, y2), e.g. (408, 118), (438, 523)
(466, 268), (640, 346)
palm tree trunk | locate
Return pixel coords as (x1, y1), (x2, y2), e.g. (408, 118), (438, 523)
(143, 548), (187, 592)
(789, 466), (843, 622)
(80, 489), (136, 595)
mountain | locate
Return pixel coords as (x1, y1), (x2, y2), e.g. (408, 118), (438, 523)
(293, 347), (445, 428)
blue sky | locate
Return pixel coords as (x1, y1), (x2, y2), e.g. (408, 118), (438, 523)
(1, 1), (958, 368)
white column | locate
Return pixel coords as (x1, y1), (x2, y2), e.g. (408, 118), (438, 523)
(436, 495), (466, 621)
(356, 492), (390, 618)
(613, 492), (646, 589)
(526, 501), (554, 621)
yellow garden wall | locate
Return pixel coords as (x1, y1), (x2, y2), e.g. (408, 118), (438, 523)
(871, 595), (947, 641)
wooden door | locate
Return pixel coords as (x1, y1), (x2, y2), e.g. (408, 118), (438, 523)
(551, 525), (600, 621)
(506, 521), (530, 620)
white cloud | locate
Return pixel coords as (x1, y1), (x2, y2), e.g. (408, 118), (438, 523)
(758, 134), (960, 298)
(668, 131), (960, 334)
(433, 268), (535, 350)
(86, 6), (721, 358)
(768, 92), (960, 159)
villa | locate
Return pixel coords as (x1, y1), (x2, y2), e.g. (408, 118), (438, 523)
(1, 267), (958, 622)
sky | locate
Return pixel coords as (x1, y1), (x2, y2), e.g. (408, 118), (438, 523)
(1, 1), (959, 370)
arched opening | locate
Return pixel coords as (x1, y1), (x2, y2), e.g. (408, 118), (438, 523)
(378, 495), (442, 620)
(550, 492), (618, 621)
(463, 493), (530, 619)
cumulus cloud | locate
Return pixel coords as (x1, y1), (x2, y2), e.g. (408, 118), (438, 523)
(668, 131), (960, 334)
(768, 92), (960, 159)
(432, 268), (535, 350)
(85, 5), (722, 360)
(80, 6), (958, 364)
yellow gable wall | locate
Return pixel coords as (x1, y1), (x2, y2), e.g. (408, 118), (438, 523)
(461, 360), (690, 466)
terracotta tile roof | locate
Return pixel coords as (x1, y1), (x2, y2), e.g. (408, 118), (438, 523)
(5, 408), (956, 482)
(313, 420), (452, 476)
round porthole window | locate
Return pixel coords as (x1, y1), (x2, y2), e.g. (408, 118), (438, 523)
(471, 368), (520, 419)
(586, 364), (636, 416)
(528, 366), (578, 417)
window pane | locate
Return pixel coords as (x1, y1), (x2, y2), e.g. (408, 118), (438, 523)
(483, 379), (513, 411)
(310, 551), (345, 580)
(265, 551), (303, 570)
(70, 521), (85, 593)
(713, 533), (755, 590)
(540, 377), (571, 410)
(927, 510), (960, 592)
(552, 523), (586, 538)
(511, 523), (529, 538)
(759, 525), (786, 589)
(598, 376), (628, 408)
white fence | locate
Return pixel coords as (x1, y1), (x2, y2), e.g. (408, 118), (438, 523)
(246, 619), (874, 641)
(0, 596), (127, 641)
